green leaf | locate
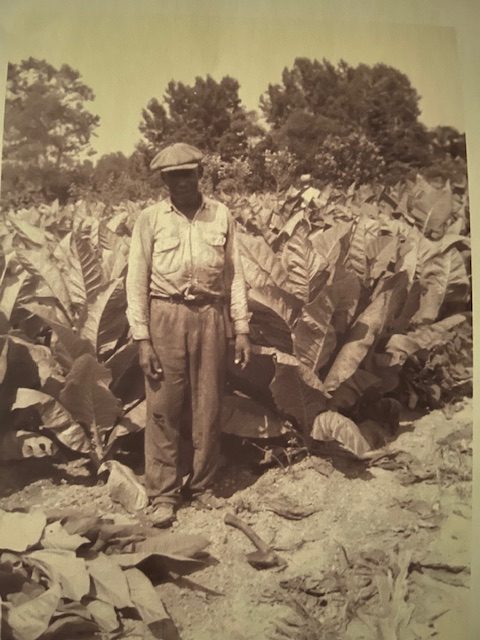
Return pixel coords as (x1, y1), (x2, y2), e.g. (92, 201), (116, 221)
(248, 286), (297, 352)
(124, 567), (171, 625)
(59, 354), (122, 457)
(293, 269), (361, 371)
(262, 348), (329, 432)
(6, 583), (60, 640)
(98, 461), (148, 513)
(347, 217), (380, 279)
(86, 553), (133, 608)
(8, 214), (53, 248)
(385, 314), (468, 366)
(23, 302), (94, 368)
(101, 236), (130, 281)
(16, 248), (73, 321)
(0, 509), (47, 552)
(221, 393), (289, 438)
(80, 279), (127, 354)
(13, 388), (90, 454)
(366, 235), (399, 281)
(0, 337), (8, 384)
(323, 273), (407, 392)
(329, 369), (383, 411)
(42, 615), (98, 640)
(311, 411), (372, 458)
(27, 549), (90, 600)
(72, 232), (104, 303)
(0, 271), (28, 322)
(7, 335), (58, 386)
(105, 341), (139, 384)
(85, 600), (119, 633)
(237, 232), (288, 289)
(309, 221), (353, 267)
(133, 532), (210, 558)
(41, 521), (89, 551)
(414, 247), (469, 323)
(281, 220), (324, 302)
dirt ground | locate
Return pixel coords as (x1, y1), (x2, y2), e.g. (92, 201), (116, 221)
(0, 399), (472, 640)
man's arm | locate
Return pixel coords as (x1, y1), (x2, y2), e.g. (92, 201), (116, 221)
(224, 210), (251, 368)
(126, 211), (153, 341)
(126, 211), (163, 379)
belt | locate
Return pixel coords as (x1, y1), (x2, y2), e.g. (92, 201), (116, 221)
(151, 294), (223, 306)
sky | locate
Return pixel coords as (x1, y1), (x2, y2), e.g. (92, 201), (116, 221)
(0, 0), (466, 160)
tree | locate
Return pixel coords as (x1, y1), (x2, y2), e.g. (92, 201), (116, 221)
(139, 75), (261, 161)
(1, 57), (99, 206)
(260, 58), (432, 177)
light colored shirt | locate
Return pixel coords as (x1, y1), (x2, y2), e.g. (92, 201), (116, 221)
(126, 195), (250, 340)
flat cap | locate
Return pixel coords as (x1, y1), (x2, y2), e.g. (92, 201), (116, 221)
(150, 142), (204, 172)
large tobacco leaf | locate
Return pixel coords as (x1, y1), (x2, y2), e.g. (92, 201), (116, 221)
(79, 279), (127, 355)
(15, 248), (73, 321)
(323, 272), (408, 392)
(248, 286), (298, 352)
(23, 302), (94, 369)
(221, 393), (289, 438)
(311, 410), (372, 458)
(309, 221), (353, 267)
(70, 232), (104, 304)
(237, 232), (288, 289)
(293, 267), (361, 371)
(59, 354), (122, 460)
(281, 220), (325, 302)
(0, 271), (28, 322)
(385, 313), (468, 367)
(13, 388), (90, 454)
(346, 217), (380, 279)
(413, 247), (469, 323)
(259, 347), (329, 432)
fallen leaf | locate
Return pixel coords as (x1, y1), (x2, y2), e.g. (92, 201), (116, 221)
(133, 532), (210, 558)
(86, 599), (119, 632)
(86, 552), (133, 608)
(6, 583), (60, 640)
(27, 549), (90, 601)
(263, 495), (317, 520)
(42, 615), (98, 640)
(124, 567), (171, 624)
(0, 510), (46, 552)
(41, 521), (89, 551)
(98, 460), (148, 513)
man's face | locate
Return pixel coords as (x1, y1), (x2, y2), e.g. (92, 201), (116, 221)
(161, 167), (201, 203)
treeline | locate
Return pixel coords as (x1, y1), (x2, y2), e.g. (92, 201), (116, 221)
(1, 57), (467, 208)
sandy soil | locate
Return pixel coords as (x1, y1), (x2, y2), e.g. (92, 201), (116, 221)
(0, 399), (472, 640)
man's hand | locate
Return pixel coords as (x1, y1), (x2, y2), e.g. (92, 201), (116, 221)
(138, 340), (163, 380)
(234, 334), (251, 370)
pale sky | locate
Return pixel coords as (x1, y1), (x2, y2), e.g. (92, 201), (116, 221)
(0, 0), (467, 160)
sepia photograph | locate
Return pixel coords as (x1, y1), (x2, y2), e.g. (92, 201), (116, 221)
(0, 1), (477, 639)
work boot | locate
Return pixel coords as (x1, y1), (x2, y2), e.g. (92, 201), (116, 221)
(192, 489), (224, 510)
(148, 502), (176, 528)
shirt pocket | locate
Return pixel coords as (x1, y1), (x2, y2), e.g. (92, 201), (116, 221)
(153, 235), (181, 274)
(202, 231), (226, 270)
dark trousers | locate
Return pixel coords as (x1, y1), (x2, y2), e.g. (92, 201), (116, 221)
(145, 298), (226, 505)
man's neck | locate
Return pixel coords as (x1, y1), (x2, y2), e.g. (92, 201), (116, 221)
(170, 193), (203, 219)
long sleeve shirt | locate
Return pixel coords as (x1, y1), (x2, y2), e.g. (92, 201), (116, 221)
(126, 195), (250, 340)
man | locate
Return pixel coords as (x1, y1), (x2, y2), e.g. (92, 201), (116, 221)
(126, 142), (251, 527)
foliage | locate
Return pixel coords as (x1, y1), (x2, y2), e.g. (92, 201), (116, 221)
(314, 131), (385, 187)
(1, 58), (99, 208)
(0, 168), (471, 467)
(0, 508), (209, 639)
(139, 75), (261, 161)
(260, 58), (432, 177)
